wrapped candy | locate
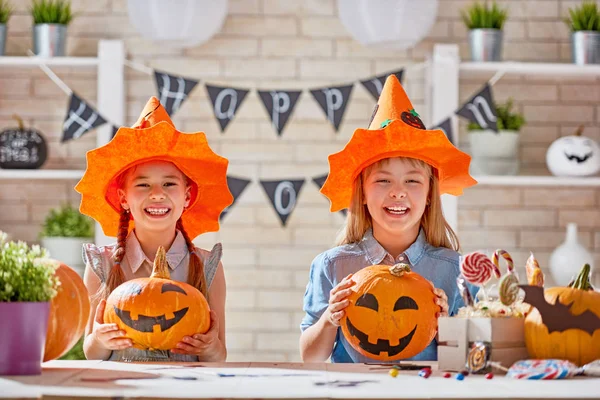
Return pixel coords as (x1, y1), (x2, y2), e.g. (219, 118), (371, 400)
(525, 253), (544, 287)
(507, 359), (580, 380)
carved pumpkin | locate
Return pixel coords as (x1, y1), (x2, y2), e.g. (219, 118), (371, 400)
(43, 261), (90, 361)
(340, 264), (438, 361)
(104, 247), (210, 350)
(400, 110), (426, 130)
(523, 264), (600, 366)
(546, 125), (600, 177)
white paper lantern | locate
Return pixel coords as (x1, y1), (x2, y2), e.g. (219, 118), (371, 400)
(337, 0), (439, 50)
(127, 0), (228, 48)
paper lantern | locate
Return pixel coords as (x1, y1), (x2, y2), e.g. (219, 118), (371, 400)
(337, 0), (439, 50)
(127, 0), (228, 48)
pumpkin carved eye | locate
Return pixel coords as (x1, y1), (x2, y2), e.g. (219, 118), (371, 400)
(162, 282), (187, 295)
(355, 293), (378, 311)
(394, 296), (419, 311)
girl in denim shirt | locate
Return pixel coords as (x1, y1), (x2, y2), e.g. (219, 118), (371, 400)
(300, 75), (477, 363)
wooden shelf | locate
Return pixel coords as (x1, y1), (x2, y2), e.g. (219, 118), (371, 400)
(0, 169), (84, 180)
(474, 175), (600, 186)
(0, 56), (99, 67)
(460, 61), (600, 77)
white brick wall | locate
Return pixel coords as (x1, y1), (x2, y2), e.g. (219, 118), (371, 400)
(1, 0), (599, 362)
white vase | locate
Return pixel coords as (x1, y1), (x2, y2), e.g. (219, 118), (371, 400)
(469, 130), (520, 175)
(549, 223), (594, 286)
(40, 237), (88, 277)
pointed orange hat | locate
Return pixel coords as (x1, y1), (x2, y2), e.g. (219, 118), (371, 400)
(75, 97), (233, 239)
(321, 75), (477, 212)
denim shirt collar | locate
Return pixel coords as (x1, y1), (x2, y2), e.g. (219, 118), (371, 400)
(361, 228), (427, 266)
(125, 230), (187, 274)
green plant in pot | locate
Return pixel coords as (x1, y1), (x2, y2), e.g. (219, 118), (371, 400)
(467, 98), (526, 176)
(30, 0), (74, 57)
(461, 1), (508, 62)
(565, 1), (600, 65)
(0, 231), (59, 375)
(0, 0), (13, 56)
(40, 203), (94, 277)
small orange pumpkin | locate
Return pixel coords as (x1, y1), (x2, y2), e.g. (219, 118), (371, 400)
(524, 264), (600, 366)
(340, 264), (438, 361)
(43, 261), (90, 361)
(104, 246), (210, 351)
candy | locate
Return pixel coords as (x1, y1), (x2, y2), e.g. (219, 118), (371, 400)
(466, 341), (491, 374)
(443, 372), (451, 378)
(456, 275), (474, 307)
(461, 252), (495, 285)
(455, 373), (465, 381)
(389, 368), (399, 377)
(492, 249), (514, 275)
(498, 272), (520, 306)
(418, 369), (431, 378)
(507, 359), (580, 380)
(485, 373), (494, 379)
(526, 253), (544, 287)
(582, 360), (600, 377)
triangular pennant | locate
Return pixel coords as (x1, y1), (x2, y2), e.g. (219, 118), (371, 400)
(111, 125), (120, 139)
(360, 69), (404, 101)
(205, 84), (250, 133)
(456, 84), (498, 132)
(154, 70), (199, 116)
(432, 117), (454, 145)
(220, 176), (251, 221)
(310, 84), (354, 132)
(260, 179), (305, 226)
(61, 93), (107, 142)
(258, 90), (302, 136)
(312, 174), (347, 216)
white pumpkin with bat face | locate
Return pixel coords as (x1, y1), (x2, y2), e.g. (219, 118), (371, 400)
(546, 126), (600, 177)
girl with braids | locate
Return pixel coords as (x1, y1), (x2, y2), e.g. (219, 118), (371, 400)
(75, 97), (233, 362)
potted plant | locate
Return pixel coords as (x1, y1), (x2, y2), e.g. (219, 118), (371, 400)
(0, 0), (12, 56)
(468, 98), (526, 175)
(39, 203), (94, 277)
(461, 1), (508, 62)
(565, 1), (600, 65)
(30, 0), (74, 57)
(0, 231), (59, 375)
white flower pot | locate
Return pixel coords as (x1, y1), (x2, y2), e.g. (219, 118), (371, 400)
(40, 237), (88, 277)
(468, 130), (519, 175)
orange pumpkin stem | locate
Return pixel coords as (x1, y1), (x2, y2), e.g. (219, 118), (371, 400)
(389, 263), (411, 277)
(150, 246), (171, 279)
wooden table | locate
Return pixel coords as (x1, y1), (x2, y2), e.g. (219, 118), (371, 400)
(1, 360), (600, 399)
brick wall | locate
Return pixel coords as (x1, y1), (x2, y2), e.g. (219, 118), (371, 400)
(1, 0), (599, 361)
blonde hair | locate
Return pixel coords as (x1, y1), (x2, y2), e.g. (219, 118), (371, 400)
(96, 163), (208, 301)
(335, 157), (460, 251)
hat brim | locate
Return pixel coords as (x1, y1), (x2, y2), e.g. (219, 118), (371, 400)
(75, 121), (233, 239)
(320, 120), (477, 212)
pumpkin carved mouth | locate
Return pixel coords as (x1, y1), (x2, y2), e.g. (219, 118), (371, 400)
(113, 306), (189, 333)
(564, 151), (593, 163)
(346, 317), (417, 357)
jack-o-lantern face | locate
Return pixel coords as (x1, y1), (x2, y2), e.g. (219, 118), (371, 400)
(546, 127), (600, 177)
(340, 264), (438, 361)
(401, 110), (426, 130)
(104, 247), (210, 351)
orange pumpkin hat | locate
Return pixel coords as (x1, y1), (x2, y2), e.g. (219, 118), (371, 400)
(75, 97), (233, 239)
(321, 75), (477, 212)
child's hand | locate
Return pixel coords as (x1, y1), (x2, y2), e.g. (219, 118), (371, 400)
(171, 310), (222, 359)
(324, 274), (355, 327)
(433, 287), (449, 317)
(91, 299), (133, 350)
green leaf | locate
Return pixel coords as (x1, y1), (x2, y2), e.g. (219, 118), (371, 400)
(461, 1), (508, 30)
(30, 0), (74, 25)
(467, 97), (526, 132)
(0, 0), (13, 23)
(565, 1), (600, 32)
(39, 203), (94, 239)
(0, 231), (59, 302)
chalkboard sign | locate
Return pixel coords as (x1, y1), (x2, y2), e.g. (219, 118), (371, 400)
(0, 116), (48, 169)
